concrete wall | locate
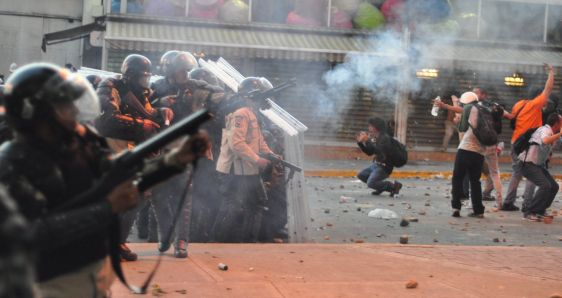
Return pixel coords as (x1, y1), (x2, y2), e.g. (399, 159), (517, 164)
(0, 0), (84, 77)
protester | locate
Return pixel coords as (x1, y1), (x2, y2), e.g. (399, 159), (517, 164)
(356, 117), (402, 197)
(446, 92), (487, 218)
(518, 113), (562, 221)
(502, 64), (554, 211)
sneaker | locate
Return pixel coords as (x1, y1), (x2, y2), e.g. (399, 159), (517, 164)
(174, 240), (188, 259)
(389, 181), (403, 197)
(523, 213), (541, 222)
(119, 243), (138, 262)
(467, 212), (484, 218)
(371, 189), (384, 195)
(500, 204), (520, 211)
(452, 210), (461, 217)
(158, 241), (171, 253)
(482, 195), (495, 201)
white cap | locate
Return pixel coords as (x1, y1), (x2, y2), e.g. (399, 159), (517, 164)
(9, 63), (18, 73)
(459, 91), (479, 104)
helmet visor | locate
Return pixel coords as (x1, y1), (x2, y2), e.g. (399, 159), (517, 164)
(61, 72), (101, 122)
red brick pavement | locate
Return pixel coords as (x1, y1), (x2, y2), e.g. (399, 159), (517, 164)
(111, 243), (562, 297)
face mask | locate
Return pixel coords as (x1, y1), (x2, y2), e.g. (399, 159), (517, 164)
(138, 75), (151, 89)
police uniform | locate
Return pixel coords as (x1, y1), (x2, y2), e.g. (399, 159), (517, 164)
(213, 105), (274, 242)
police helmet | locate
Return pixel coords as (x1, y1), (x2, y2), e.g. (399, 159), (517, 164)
(159, 50), (180, 77)
(238, 77), (273, 95)
(3, 63), (99, 131)
(189, 68), (219, 86)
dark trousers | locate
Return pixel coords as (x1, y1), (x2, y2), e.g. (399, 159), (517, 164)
(357, 163), (393, 193)
(212, 174), (267, 243)
(452, 149), (485, 214)
(190, 159), (221, 242)
(521, 162), (558, 215)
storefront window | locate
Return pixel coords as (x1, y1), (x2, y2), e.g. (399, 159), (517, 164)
(480, 0), (545, 42)
(448, 0), (478, 39)
(111, 0), (145, 14)
(189, 0), (250, 23)
(547, 5), (562, 45)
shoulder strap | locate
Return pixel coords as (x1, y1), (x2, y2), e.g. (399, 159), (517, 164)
(514, 100), (530, 119)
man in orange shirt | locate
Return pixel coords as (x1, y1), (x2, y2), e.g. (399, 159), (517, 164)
(502, 64), (554, 211)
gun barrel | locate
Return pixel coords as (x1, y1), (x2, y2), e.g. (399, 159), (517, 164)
(259, 153), (302, 172)
(121, 109), (211, 167)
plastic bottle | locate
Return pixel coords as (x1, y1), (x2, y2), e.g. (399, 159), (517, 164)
(431, 96), (441, 117)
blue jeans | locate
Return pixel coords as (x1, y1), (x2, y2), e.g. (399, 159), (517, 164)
(357, 163), (393, 193)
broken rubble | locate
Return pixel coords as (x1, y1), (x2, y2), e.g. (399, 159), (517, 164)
(405, 280), (418, 289)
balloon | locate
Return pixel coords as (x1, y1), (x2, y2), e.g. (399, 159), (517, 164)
(331, 7), (353, 29)
(353, 2), (386, 30)
(220, 0), (249, 23)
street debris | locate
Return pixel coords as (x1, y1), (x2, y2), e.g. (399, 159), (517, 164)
(368, 209), (398, 219)
(152, 284), (167, 296)
(418, 210), (426, 215)
(355, 239), (365, 243)
(400, 219), (410, 227)
(400, 235), (409, 244)
(324, 209), (330, 214)
(218, 263), (229, 271)
(175, 289), (187, 295)
(493, 238), (500, 243)
(406, 217), (419, 222)
(339, 195), (354, 203)
(405, 279), (418, 289)
(324, 236), (331, 240)
(248, 267), (255, 272)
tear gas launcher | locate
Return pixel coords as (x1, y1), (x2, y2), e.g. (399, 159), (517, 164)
(57, 109), (211, 210)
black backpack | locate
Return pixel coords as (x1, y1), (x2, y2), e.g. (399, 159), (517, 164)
(512, 128), (539, 156)
(470, 104), (498, 146)
(385, 137), (408, 168)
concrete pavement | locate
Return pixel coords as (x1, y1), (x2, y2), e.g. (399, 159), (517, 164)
(111, 243), (562, 298)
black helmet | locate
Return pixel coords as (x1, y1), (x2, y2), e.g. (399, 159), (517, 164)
(3, 63), (99, 132)
(189, 68), (219, 86)
(171, 52), (198, 74)
(86, 74), (102, 90)
(238, 77), (273, 95)
(159, 50), (180, 77)
(121, 54), (152, 80)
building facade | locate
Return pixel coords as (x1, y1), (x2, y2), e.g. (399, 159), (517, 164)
(39, 0), (562, 148)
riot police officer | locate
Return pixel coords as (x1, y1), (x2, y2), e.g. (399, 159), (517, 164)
(0, 62), (208, 296)
(150, 51), (224, 250)
(0, 185), (34, 298)
(212, 77), (278, 243)
(95, 54), (175, 260)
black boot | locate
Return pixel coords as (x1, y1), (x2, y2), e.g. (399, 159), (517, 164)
(119, 243), (138, 262)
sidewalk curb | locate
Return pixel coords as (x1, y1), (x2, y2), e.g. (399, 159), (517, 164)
(304, 170), (562, 180)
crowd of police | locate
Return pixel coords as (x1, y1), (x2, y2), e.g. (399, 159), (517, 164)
(0, 51), (289, 297)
